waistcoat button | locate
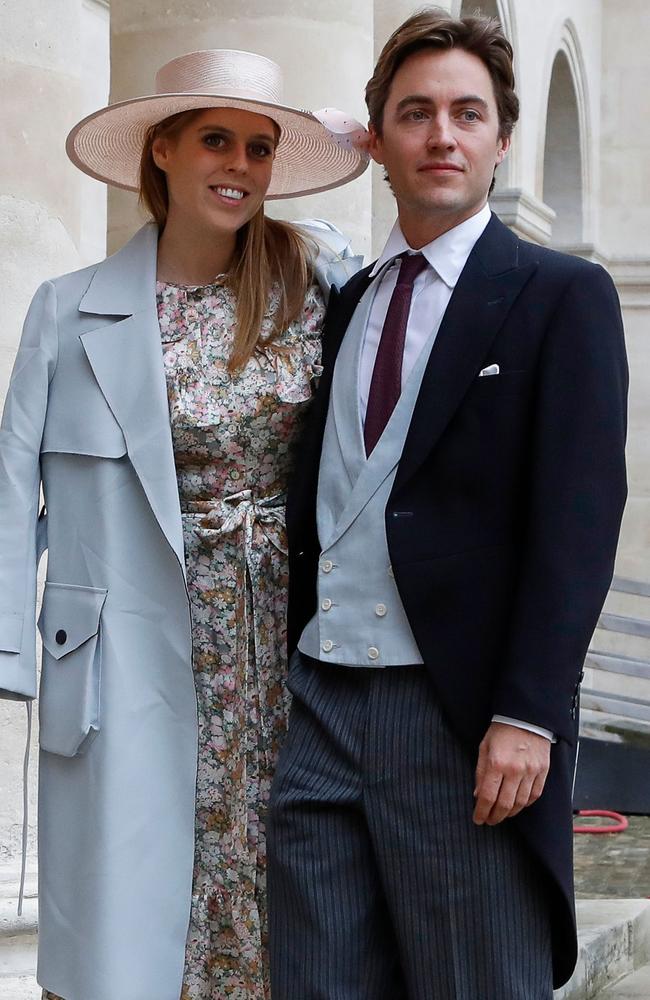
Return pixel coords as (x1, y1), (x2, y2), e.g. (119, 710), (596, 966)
(321, 599), (332, 611)
(375, 604), (387, 617)
(321, 560), (333, 573)
(367, 646), (379, 660)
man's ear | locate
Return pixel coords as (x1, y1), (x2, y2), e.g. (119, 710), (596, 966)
(368, 123), (385, 167)
(495, 134), (510, 166)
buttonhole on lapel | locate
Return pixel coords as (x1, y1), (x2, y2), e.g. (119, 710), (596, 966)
(392, 511), (414, 518)
(487, 297), (505, 306)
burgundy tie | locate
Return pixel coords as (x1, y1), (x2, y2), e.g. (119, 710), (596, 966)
(364, 252), (428, 456)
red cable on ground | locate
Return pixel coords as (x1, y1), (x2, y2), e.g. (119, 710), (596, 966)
(573, 809), (629, 834)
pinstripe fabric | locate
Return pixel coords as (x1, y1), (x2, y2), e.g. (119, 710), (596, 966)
(268, 653), (553, 999)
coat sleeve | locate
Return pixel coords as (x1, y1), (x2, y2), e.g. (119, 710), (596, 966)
(0, 281), (58, 700)
(293, 219), (365, 302)
(493, 263), (629, 744)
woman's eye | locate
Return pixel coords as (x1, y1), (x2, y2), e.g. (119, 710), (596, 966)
(250, 143), (273, 158)
(203, 133), (226, 148)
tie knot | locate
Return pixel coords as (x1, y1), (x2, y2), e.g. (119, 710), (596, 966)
(396, 252), (428, 287)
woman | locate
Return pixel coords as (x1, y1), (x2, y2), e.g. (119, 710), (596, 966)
(0, 49), (366, 1000)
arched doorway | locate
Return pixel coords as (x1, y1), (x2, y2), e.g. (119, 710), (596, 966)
(542, 51), (583, 245)
(461, 0), (499, 18)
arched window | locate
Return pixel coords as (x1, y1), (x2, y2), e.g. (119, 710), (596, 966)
(460, 1), (499, 19)
(542, 51), (583, 244)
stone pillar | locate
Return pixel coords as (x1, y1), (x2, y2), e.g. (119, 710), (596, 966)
(0, 0), (109, 866)
(109, 0), (374, 259)
(601, 0), (650, 581)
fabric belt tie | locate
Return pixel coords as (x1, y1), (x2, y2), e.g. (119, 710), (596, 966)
(182, 489), (287, 557)
(364, 252), (428, 456)
(181, 488), (286, 777)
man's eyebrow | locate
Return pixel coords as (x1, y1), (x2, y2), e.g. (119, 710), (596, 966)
(452, 94), (489, 110)
(394, 94), (489, 112)
(394, 95), (434, 113)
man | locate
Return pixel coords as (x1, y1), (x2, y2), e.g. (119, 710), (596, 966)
(268, 9), (628, 999)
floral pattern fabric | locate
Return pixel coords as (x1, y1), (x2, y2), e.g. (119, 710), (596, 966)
(42, 276), (324, 1000)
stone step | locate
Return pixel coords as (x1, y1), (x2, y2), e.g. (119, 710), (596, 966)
(554, 899), (650, 1000)
(591, 626), (650, 663)
(604, 582), (650, 621)
(585, 650), (650, 683)
(1, 885), (648, 999)
(581, 689), (650, 724)
(0, 865), (38, 998)
(599, 614), (650, 642)
(579, 707), (650, 747)
(593, 963), (650, 997)
(0, 931), (38, 980)
(0, 975), (40, 1000)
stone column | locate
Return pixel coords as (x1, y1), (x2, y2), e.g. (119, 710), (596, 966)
(109, 0), (374, 259)
(0, 0), (109, 866)
(601, 0), (650, 581)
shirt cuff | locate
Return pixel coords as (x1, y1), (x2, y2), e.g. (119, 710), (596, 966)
(491, 715), (557, 743)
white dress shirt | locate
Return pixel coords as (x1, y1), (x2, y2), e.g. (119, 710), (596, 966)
(361, 203), (554, 743)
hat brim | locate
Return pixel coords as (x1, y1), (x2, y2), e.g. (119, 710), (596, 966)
(66, 93), (369, 199)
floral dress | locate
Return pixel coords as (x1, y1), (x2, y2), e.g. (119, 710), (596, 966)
(43, 275), (324, 1000)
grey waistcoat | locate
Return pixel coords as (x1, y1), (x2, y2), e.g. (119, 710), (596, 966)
(299, 273), (442, 667)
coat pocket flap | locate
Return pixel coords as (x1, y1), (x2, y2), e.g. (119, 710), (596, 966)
(38, 583), (108, 660)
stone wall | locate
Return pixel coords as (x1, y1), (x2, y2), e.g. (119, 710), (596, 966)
(108, 0), (374, 258)
(0, 0), (109, 863)
(600, 0), (650, 580)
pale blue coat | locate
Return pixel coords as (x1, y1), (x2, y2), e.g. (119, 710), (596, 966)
(0, 222), (359, 1000)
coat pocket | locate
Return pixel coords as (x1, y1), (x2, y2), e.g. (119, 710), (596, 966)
(37, 582), (108, 757)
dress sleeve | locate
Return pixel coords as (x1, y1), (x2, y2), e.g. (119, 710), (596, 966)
(272, 283), (325, 404)
(0, 281), (58, 699)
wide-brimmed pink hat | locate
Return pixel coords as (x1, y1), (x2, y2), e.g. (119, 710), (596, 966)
(66, 48), (369, 199)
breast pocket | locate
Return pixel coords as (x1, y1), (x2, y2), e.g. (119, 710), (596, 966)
(37, 582), (108, 757)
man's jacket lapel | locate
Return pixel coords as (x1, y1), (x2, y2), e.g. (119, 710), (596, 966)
(286, 267), (373, 545)
(394, 215), (538, 492)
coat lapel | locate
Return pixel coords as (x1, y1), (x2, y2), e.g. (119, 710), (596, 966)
(290, 268), (374, 530)
(394, 215), (538, 493)
(79, 225), (186, 572)
(319, 267), (374, 404)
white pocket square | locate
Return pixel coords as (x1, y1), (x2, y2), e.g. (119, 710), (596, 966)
(478, 363), (500, 377)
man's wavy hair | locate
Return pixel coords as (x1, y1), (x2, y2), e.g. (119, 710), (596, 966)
(366, 7), (519, 142)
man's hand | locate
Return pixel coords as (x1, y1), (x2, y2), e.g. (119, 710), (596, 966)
(473, 722), (550, 826)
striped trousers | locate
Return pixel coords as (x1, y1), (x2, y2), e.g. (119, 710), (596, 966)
(267, 653), (553, 999)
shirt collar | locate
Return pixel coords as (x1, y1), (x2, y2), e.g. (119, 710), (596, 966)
(369, 203), (492, 288)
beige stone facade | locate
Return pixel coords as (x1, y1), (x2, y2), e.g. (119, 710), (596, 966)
(1, 0), (648, 863)
(0, 0), (109, 863)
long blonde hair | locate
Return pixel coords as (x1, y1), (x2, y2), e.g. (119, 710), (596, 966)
(139, 109), (313, 371)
